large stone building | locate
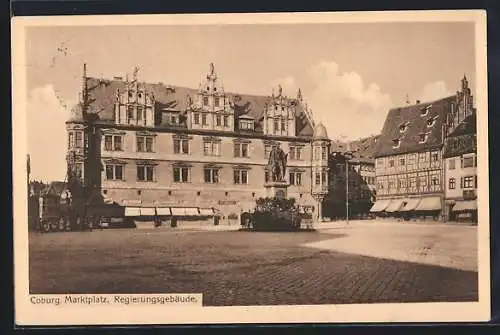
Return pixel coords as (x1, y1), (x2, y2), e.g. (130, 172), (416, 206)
(443, 113), (477, 222)
(66, 64), (331, 222)
(371, 76), (475, 220)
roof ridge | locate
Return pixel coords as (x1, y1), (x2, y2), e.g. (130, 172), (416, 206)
(87, 76), (299, 102)
(390, 95), (456, 111)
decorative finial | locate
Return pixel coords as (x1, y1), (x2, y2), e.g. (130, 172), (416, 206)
(210, 62), (215, 75)
(297, 88), (303, 101)
(277, 85), (283, 97)
(132, 66), (139, 82)
(405, 94), (410, 105)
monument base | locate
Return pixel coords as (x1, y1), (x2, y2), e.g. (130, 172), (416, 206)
(264, 181), (289, 199)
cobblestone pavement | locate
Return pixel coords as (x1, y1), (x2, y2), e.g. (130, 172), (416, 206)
(309, 220), (478, 272)
(29, 221), (478, 306)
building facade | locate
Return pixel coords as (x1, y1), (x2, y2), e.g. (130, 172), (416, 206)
(66, 64), (331, 222)
(443, 113), (477, 222)
(324, 135), (378, 219)
(371, 76), (475, 220)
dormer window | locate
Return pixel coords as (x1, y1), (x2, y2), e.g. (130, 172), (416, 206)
(399, 122), (409, 133)
(419, 133), (429, 143)
(392, 139), (401, 148)
(420, 105), (431, 117)
(427, 116), (438, 128)
(214, 97), (220, 107)
(203, 96), (209, 106)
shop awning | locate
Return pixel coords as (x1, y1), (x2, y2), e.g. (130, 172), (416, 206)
(156, 207), (172, 216)
(140, 207), (156, 216)
(198, 208), (215, 216)
(124, 207), (141, 217)
(385, 199), (406, 213)
(400, 198), (422, 212)
(452, 200), (477, 212)
(414, 196), (442, 211)
(370, 199), (392, 212)
(170, 207), (200, 216)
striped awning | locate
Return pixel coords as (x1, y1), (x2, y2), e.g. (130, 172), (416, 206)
(370, 199), (392, 212)
(452, 200), (477, 212)
(140, 207), (156, 216)
(198, 208), (215, 216)
(156, 207), (172, 216)
(385, 199), (406, 213)
(170, 207), (200, 216)
(400, 198), (422, 212)
(124, 207), (141, 217)
(414, 196), (442, 211)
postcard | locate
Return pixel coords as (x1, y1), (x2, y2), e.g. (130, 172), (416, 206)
(11, 10), (490, 325)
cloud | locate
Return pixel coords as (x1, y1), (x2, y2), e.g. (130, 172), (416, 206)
(304, 61), (393, 140)
(27, 84), (74, 182)
(418, 81), (454, 103)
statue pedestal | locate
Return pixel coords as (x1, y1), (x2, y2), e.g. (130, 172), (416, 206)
(265, 181), (289, 199)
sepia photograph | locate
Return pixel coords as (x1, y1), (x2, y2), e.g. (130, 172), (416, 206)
(12, 10), (490, 325)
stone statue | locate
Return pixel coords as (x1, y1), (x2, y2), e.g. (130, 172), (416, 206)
(267, 145), (288, 182)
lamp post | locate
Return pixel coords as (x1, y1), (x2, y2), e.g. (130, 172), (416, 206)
(344, 152), (354, 224)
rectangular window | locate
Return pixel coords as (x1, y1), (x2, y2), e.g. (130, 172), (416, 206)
(193, 113), (200, 125)
(389, 160), (395, 167)
(104, 135), (113, 151)
(204, 168), (220, 184)
(173, 167), (189, 183)
(127, 106), (134, 123)
(223, 115), (229, 127)
(203, 96), (209, 106)
(315, 172), (321, 185)
(105, 164), (124, 181)
(289, 172), (302, 186)
(104, 135), (123, 151)
(274, 119), (279, 133)
(289, 147), (296, 160)
(314, 147), (320, 160)
(296, 147), (302, 160)
(409, 177), (417, 188)
(265, 170), (269, 183)
(214, 97), (220, 107)
(449, 159), (456, 170)
(322, 147), (327, 160)
(234, 143), (249, 158)
(321, 172), (327, 185)
(170, 115), (176, 124)
(137, 165), (154, 182)
(136, 136), (154, 152)
(431, 152), (439, 162)
(281, 119), (286, 132)
(173, 138), (189, 154)
(137, 107), (143, 122)
(75, 131), (83, 148)
(234, 170), (248, 184)
(202, 113), (208, 125)
(399, 158), (405, 166)
(203, 140), (220, 156)
(431, 175), (440, 186)
(462, 156), (474, 168)
(449, 178), (456, 189)
(216, 115), (221, 126)
(463, 176), (474, 188)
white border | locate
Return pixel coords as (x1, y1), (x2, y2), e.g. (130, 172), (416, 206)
(12, 10), (490, 325)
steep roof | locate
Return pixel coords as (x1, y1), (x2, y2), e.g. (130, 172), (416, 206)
(443, 113), (477, 158)
(71, 77), (314, 137)
(42, 181), (67, 197)
(374, 96), (455, 158)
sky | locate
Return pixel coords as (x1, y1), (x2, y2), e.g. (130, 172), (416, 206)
(24, 22), (476, 182)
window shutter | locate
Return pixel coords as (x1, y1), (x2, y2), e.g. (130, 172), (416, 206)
(460, 177), (463, 189)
